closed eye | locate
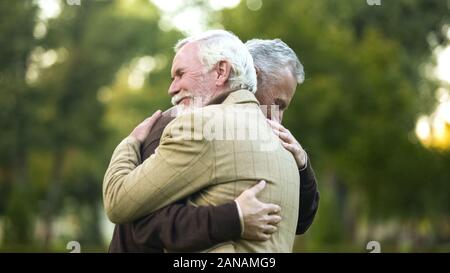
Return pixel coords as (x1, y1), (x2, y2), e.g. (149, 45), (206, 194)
(274, 98), (287, 111)
(175, 68), (184, 78)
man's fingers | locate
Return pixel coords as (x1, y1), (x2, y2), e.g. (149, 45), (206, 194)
(265, 203), (281, 214)
(281, 141), (300, 154)
(130, 110), (163, 142)
(266, 118), (279, 127)
(281, 141), (295, 153)
(247, 180), (266, 196)
(143, 110), (162, 133)
(146, 110), (162, 125)
(262, 225), (278, 234)
(256, 232), (271, 241)
(272, 129), (281, 138)
(278, 131), (292, 142)
(267, 119), (287, 132)
(267, 215), (282, 225)
(267, 119), (281, 131)
(275, 130), (296, 146)
(268, 120), (294, 144)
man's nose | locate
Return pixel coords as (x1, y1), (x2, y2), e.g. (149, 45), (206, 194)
(168, 81), (179, 97)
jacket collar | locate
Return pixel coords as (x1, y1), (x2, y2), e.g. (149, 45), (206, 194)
(207, 89), (259, 106)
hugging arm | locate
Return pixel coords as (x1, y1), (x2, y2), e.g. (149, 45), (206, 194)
(129, 201), (242, 252)
(106, 111), (282, 252)
(267, 119), (319, 235)
(127, 180), (281, 252)
(296, 157), (319, 235)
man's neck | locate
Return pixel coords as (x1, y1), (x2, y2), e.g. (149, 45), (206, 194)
(173, 88), (250, 116)
(206, 88), (246, 106)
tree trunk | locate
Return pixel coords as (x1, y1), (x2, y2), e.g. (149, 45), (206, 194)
(42, 149), (65, 250)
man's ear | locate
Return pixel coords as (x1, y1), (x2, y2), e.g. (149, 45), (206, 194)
(215, 60), (232, 87)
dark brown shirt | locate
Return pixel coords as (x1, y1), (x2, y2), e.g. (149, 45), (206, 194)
(108, 109), (319, 252)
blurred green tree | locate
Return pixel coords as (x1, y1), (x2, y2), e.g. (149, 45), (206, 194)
(220, 0), (449, 250)
(1, 0), (180, 250)
(34, 0), (180, 249)
(0, 0), (39, 247)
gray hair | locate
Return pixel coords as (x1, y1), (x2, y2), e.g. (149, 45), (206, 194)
(174, 30), (257, 93)
(245, 39), (305, 85)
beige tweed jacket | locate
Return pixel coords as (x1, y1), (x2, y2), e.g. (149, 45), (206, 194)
(103, 89), (300, 252)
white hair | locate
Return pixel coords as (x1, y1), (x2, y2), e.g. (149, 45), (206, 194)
(174, 30), (257, 93)
(245, 38), (305, 84)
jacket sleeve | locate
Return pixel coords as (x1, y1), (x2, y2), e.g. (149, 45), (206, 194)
(103, 113), (214, 224)
(296, 157), (320, 235)
(131, 201), (241, 252)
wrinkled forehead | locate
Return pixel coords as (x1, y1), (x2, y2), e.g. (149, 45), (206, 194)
(260, 67), (297, 105)
(171, 42), (202, 73)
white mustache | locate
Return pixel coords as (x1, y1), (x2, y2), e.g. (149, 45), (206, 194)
(171, 94), (194, 106)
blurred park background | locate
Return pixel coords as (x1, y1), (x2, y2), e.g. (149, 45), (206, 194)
(0, 0), (449, 252)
